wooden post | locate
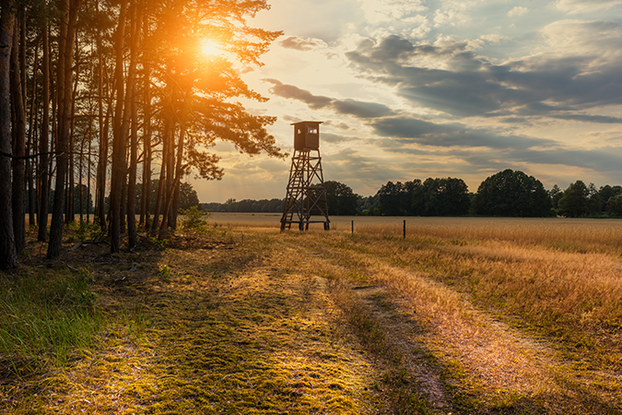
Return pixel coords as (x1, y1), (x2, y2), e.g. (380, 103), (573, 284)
(403, 220), (406, 239)
(351, 220), (354, 235)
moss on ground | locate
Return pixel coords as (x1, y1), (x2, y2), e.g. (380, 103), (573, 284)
(5, 226), (619, 414)
(2, 231), (387, 414)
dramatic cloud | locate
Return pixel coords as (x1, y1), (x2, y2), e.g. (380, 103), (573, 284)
(345, 27), (622, 119)
(264, 79), (396, 118)
(368, 117), (556, 150)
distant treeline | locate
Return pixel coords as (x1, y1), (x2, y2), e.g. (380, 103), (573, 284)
(203, 198), (284, 213)
(204, 170), (622, 218)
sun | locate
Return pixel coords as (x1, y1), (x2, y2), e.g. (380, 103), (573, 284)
(201, 40), (221, 57)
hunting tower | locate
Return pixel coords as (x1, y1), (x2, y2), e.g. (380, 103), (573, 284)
(280, 121), (330, 231)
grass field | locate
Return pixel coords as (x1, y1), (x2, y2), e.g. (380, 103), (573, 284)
(2, 216), (622, 414)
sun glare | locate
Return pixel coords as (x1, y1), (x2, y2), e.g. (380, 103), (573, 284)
(201, 40), (221, 57)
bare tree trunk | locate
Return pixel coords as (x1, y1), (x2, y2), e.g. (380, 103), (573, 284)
(109, 0), (128, 253)
(162, 119), (175, 230)
(37, 22), (50, 242)
(86, 110), (91, 224)
(126, 0), (140, 249)
(10, 5), (26, 254)
(66, 46), (79, 225)
(151, 116), (170, 236)
(159, 128), (184, 238)
(140, 11), (151, 229)
(0, 2), (18, 269)
(27, 35), (40, 228)
(171, 127), (185, 230)
(94, 0), (107, 230)
(48, 0), (82, 258)
(79, 131), (84, 222)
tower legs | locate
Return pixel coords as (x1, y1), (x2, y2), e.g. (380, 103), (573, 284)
(280, 149), (330, 231)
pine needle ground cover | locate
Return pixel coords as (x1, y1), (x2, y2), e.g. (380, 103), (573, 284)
(2, 218), (622, 414)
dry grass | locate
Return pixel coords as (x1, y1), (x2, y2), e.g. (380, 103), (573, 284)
(3, 217), (622, 414)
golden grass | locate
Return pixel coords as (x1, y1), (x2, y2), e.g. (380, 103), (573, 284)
(5, 217), (622, 414)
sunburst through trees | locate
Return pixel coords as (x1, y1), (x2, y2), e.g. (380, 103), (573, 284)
(0, 0), (284, 265)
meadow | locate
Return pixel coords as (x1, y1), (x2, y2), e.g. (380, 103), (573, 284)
(1, 215), (622, 414)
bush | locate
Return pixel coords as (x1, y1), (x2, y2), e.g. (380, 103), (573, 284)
(180, 205), (210, 233)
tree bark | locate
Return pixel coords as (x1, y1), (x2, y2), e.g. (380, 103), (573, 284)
(151, 116), (170, 236)
(159, 128), (184, 239)
(140, 56), (151, 228)
(127, 0), (141, 249)
(109, 0), (128, 253)
(48, 0), (82, 258)
(27, 35), (40, 228)
(38, 22), (50, 241)
(0, 2), (18, 269)
(94, 0), (107, 230)
(10, 5), (26, 254)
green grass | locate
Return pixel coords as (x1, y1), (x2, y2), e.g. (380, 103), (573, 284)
(0, 266), (104, 377)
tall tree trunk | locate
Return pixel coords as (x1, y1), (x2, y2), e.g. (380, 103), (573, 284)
(162, 119), (175, 230)
(171, 124), (185, 231)
(79, 131), (84, 222)
(66, 47), (79, 224)
(127, 0), (140, 249)
(0, 2), (18, 269)
(151, 116), (170, 236)
(48, 0), (82, 258)
(27, 35), (40, 228)
(159, 128), (184, 239)
(10, 6), (26, 254)
(94, 0), (107, 230)
(140, 11), (151, 229)
(86, 107), (91, 224)
(38, 22), (50, 241)
(109, 0), (128, 253)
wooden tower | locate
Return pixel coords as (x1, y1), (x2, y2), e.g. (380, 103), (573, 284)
(280, 121), (330, 231)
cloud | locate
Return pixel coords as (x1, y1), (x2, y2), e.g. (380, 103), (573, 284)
(320, 132), (353, 143)
(368, 116), (555, 150)
(263, 79), (333, 110)
(279, 36), (327, 51)
(553, 0), (622, 14)
(549, 114), (622, 123)
(332, 99), (395, 118)
(359, 0), (427, 24)
(539, 20), (622, 63)
(324, 148), (404, 185)
(480, 34), (509, 43)
(263, 79), (396, 118)
(345, 29), (622, 119)
(507, 6), (529, 17)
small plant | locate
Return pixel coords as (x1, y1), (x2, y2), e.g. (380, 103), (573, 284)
(66, 220), (100, 243)
(150, 237), (168, 249)
(159, 264), (171, 278)
(180, 205), (211, 233)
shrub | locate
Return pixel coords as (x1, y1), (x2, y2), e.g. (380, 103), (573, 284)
(180, 206), (210, 232)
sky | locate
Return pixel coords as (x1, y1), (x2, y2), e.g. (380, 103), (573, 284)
(193, 0), (622, 203)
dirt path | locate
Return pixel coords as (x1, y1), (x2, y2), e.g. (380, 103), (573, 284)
(6, 229), (622, 414)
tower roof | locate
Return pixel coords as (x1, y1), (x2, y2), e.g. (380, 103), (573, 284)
(291, 121), (323, 126)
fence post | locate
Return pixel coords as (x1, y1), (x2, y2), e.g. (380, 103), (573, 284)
(351, 220), (354, 235)
(403, 220), (406, 239)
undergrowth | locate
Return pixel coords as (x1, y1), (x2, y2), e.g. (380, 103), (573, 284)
(0, 266), (103, 377)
